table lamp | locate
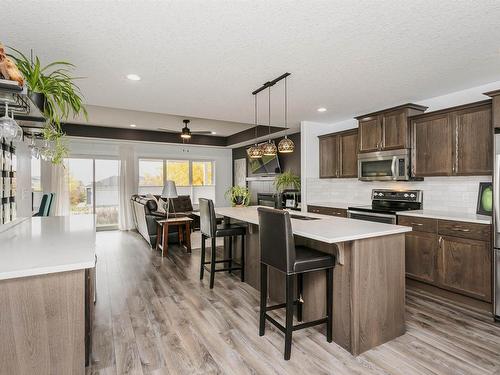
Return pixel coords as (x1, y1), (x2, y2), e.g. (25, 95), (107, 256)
(161, 180), (178, 220)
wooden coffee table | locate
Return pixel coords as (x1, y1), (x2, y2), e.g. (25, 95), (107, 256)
(156, 217), (193, 257)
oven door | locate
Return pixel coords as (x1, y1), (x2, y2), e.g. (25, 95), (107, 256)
(347, 210), (397, 224)
(358, 150), (409, 181)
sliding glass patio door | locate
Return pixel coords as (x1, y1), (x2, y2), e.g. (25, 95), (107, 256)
(66, 157), (120, 230)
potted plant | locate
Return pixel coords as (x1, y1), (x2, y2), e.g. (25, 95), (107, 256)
(9, 48), (87, 164)
(225, 186), (250, 207)
(274, 170), (301, 193)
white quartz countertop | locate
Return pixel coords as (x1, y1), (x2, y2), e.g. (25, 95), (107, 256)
(215, 206), (411, 244)
(307, 201), (366, 210)
(396, 210), (492, 225)
(0, 215), (96, 281)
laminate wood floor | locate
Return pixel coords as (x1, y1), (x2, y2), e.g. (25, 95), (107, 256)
(87, 231), (500, 375)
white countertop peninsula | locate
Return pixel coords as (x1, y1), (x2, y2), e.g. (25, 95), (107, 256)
(216, 206), (411, 244)
(0, 215), (96, 280)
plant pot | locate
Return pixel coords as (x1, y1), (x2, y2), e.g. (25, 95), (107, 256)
(29, 91), (46, 113)
(234, 204), (245, 208)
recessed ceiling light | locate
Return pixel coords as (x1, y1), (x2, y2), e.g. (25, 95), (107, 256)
(126, 74), (141, 81)
(130, 124), (137, 127)
(317, 107), (327, 112)
(211, 131), (217, 135)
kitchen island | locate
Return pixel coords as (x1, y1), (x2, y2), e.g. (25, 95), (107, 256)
(0, 215), (96, 374)
(215, 206), (411, 355)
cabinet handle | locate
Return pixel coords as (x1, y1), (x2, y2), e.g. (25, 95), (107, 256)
(451, 227), (471, 232)
(410, 222), (423, 226)
(438, 236), (443, 247)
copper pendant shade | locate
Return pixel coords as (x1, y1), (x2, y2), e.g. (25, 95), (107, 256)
(278, 135), (294, 153)
(262, 140), (277, 156)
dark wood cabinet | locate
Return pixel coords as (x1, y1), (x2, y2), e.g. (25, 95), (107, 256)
(339, 130), (358, 178)
(405, 231), (439, 284)
(356, 104), (427, 153)
(454, 104), (492, 175)
(411, 100), (492, 177)
(318, 129), (358, 179)
(382, 109), (410, 150)
(398, 215), (492, 303)
(411, 113), (453, 176)
(308, 205), (347, 217)
(358, 117), (381, 152)
(319, 134), (339, 178)
(438, 235), (491, 302)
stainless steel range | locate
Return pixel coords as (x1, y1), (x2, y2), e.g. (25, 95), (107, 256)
(347, 189), (423, 224)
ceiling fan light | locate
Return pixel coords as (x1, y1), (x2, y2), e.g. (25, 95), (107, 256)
(247, 144), (263, 158)
(261, 140), (277, 156)
(278, 136), (295, 153)
(181, 126), (191, 139)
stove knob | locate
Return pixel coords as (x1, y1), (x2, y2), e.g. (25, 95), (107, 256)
(410, 194), (416, 198)
(378, 192), (384, 196)
(404, 193), (409, 198)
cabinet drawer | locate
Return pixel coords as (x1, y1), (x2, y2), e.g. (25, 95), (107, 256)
(398, 216), (437, 233)
(438, 220), (491, 241)
(308, 205), (347, 217)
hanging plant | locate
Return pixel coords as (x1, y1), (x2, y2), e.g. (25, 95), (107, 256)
(8, 47), (87, 163)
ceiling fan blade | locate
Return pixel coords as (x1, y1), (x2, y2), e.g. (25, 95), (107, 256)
(191, 131), (214, 135)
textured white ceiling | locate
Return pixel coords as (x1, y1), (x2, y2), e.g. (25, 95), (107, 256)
(3, 0), (500, 134)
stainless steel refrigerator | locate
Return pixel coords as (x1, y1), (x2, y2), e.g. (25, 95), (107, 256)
(494, 131), (500, 319)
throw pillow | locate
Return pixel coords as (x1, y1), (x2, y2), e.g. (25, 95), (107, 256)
(157, 198), (167, 214)
(146, 193), (158, 204)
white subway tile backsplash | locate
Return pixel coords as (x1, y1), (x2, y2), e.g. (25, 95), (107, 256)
(306, 176), (491, 213)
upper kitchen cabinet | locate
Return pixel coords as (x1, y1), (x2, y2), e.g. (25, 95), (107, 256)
(356, 104), (428, 153)
(339, 129), (358, 177)
(411, 100), (492, 177)
(485, 89), (500, 129)
(318, 129), (358, 178)
(319, 133), (339, 178)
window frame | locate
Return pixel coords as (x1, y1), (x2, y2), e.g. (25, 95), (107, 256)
(138, 158), (215, 189)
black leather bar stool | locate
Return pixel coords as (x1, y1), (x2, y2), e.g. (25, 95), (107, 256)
(199, 198), (246, 289)
(257, 207), (335, 360)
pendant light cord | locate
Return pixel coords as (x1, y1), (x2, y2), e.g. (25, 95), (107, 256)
(268, 86), (271, 139)
(254, 94), (258, 139)
(284, 76), (288, 130)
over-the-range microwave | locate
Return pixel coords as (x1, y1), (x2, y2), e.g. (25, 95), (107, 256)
(358, 149), (411, 181)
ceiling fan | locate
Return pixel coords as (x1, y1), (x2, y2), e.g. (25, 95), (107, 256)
(157, 119), (215, 139)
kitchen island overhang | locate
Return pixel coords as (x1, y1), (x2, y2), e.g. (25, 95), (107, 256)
(213, 206), (411, 356)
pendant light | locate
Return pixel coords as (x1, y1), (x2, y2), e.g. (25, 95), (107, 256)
(261, 85), (277, 156)
(247, 94), (263, 159)
(278, 76), (295, 153)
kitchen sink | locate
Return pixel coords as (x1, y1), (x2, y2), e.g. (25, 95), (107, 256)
(289, 214), (321, 221)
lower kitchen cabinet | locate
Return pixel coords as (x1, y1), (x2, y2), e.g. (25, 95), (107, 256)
(398, 215), (492, 304)
(439, 235), (492, 302)
(405, 231), (438, 284)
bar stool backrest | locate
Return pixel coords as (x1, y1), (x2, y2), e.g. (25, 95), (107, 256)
(45, 193), (55, 216)
(257, 207), (296, 273)
(199, 198), (217, 238)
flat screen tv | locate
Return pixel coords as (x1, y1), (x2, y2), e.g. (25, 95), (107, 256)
(247, 153), (281, 176)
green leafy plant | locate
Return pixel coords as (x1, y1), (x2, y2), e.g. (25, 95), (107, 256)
(9, 47), (87, 164)
(274, 170), (301, 193)
(225, 186), (250, 207)
(10, 48), (87, 127)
